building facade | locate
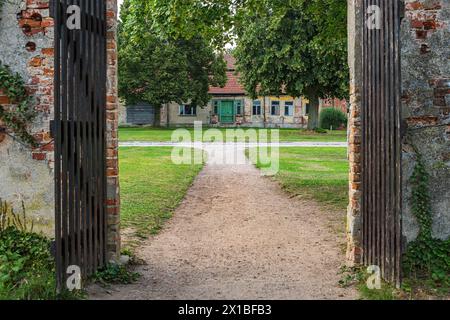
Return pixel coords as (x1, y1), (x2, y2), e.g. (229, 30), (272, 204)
(158, 55), (311, 128)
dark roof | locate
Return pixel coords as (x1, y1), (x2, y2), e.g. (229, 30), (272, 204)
(209, 54), (246, 95)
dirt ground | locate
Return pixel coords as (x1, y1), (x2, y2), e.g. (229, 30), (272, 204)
(89, 152), (357, 300)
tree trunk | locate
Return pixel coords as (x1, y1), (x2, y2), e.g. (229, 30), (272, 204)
(307, 95), (320, 130)
(166, 103), (170, 128)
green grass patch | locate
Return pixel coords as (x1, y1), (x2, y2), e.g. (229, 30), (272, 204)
(249, 147), (349, 210)
(120, 147), (204, 238)
(119, 127), (347, 143)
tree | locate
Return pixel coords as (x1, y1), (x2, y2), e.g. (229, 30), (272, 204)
(234, 0), (349, 129)
(118, 0), (227, 107)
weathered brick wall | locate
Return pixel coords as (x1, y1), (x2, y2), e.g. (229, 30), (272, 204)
(0, 0), (55, 235)
(347, 0), (450, 264)
(0, 0), (121, 260)
(106, 0), (121, 261)
(346, 0), (363, 264)
(401, 0), (450, 242)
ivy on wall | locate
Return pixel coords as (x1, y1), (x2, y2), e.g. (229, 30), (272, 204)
(0, 61), (37, 147)
(403, 144), (450, 287)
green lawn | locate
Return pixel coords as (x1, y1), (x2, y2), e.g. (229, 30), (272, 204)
(250, 147), (349, 210)
(119, 147), (203, 239)
(119, 127), (347, 143)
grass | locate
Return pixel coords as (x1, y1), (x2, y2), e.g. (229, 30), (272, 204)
(249, 147), (349, 210)
(119, 127), (347, 143)
(119, 147), (204, 239)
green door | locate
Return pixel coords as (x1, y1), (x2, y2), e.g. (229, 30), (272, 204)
(220, 101), (234, 123)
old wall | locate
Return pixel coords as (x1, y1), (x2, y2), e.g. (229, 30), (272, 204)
(401, 0), (450, 241)
(0, 0), (121, 260)
(0, 0), (55, 235)
(346, 0), (363, 263)
(346, 0), (450, 264)
(106, 0), (121, 261)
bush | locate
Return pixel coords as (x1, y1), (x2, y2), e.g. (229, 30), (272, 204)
(0, 227), (56, 300)
(319, 108), (348, 130)
(0, 200), (57, 300)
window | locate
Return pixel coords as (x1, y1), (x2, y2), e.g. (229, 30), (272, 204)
(235, 100), (243, 115)
(285, 101), (294, 116)
(213, 101), (219, 115)
(179, 104), (197, 116)
(305, 103), (310, 115)
(271, 101), (280, 116)
(252, 100), (261, 115)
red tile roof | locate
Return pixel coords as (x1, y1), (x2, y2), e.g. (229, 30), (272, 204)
(209, 54), (246, 95)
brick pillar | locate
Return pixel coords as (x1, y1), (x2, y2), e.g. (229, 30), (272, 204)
(346, 0), (363, 265)
(106, 0), (121, 262)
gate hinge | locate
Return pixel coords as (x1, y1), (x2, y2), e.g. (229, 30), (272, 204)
(49, 120), (55, 139)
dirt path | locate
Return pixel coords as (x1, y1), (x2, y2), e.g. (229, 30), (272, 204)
(89, 155), (357, 300)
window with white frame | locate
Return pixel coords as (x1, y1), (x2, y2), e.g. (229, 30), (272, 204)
(253, 100), (261, 115)
(285, 101), (294, 116)
(271, 101), (280, 116)
(179, 104), (197, 116)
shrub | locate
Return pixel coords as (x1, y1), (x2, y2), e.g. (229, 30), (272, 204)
(0, 227), (56, 300)
(319, 108), (348, 130)
(0, 200), (57, 300)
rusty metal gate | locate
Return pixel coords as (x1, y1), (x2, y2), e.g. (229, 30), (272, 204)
(361, 0), (404, 286)
(51, 0), (107, 291)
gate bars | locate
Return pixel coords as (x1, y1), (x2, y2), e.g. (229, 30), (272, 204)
(51, 0), (107, 291)
(361, 0), (403, 286)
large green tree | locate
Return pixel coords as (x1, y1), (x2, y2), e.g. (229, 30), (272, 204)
(234, 0), (348, 129)
(120, 0), (349, 129)
(118, 0), (227, 107)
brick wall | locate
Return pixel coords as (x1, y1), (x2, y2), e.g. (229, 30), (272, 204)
(401, 0), (450, 242)
(0, 0), (55, 235)
(346, 0), (363, 264)
(0, 0), (121, 260)
(106, 0), (121, 262)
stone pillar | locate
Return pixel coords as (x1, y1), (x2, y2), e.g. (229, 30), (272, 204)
(346, 0), (363, 265)
(106, 0), (121, 262)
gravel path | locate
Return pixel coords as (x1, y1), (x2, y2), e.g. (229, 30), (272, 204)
(89, 150), (356, 300)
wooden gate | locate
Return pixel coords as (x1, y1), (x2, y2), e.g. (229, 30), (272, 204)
(51, 0), (107, 291)
(361, 0), (404, 286)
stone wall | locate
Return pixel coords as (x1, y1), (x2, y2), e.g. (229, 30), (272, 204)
(346, 0), (450, 264)
(0, 0), (121, 261)
(401, 0), (450, 241)
(0, 0), (55, 235)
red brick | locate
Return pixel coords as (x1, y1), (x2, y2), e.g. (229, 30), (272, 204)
(32, 152), (46, 161)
